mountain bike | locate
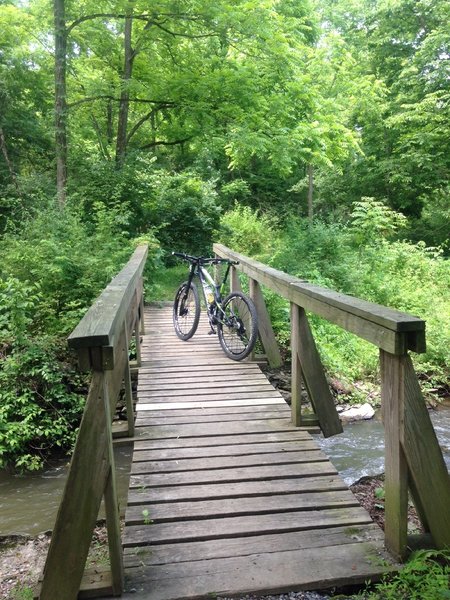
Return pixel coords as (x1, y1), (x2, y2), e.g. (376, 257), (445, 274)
(172, 252), (258, 361)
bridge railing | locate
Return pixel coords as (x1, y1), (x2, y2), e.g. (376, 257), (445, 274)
(38, 244), (148, 600)
(214, 243), (450, 559)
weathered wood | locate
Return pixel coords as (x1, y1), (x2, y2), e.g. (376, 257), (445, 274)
(130, 461), (338, 489)
(132, 439), (318, 462)
(124, 506), (373, 546)
(127, 475), (349, 505)
(131, 449), (328, 474)
(136, 398), (287, 411)
(380, 350), (409, 559)
(39, 372), (109, 600)
(123, 327), (135, 437)
(214, 243), (425, 354)
(249, 278), (283, 368)
(123, 523), (385, 566)
(401, 354), (450, 548)
(102, 377), (124, 596)
(68, 244), (148, 355)
(126, 490), (360, 524)
(121, 540), (392, 599)
(293, 306), (342, 437)
(134, 410), (290, 426)
(290, 302), (303, 426)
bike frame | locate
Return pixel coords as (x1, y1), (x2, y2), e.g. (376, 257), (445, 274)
(184, 258), (233, 329)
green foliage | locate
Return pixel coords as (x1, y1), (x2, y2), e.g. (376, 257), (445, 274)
(142, 170), (222, 257)
(362, 549), (450, 600)
(221, 211), (449, 387)
(217, 204), (279, 259)
(10, 584), (34, 600)
(0, 335), (84, 471)
(350, 198), (407, 245)
(0, 202), (160, 470)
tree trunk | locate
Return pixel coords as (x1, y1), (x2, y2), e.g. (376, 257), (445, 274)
(115, 3), (134, 167)
(307, 164), (314, 221)
(0, 127), (19, 191)
(54, 0), (67, 207)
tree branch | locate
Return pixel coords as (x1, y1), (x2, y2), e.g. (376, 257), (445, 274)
(67, 95), (176, 109)
(141, 137), (193, 150)
(66, 12), (205, 34)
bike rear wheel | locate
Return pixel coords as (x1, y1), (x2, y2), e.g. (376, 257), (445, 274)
(173, 282), (200, 340)
(217, 292), (258, 360)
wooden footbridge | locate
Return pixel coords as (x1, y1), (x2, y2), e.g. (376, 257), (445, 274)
(36, 244), (450, 599)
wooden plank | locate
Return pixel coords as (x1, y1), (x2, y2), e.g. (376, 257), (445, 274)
(214, 243), (425, 354)
(123, 506), (373, 546)
(39, 371), (110, 600)
(294, 306), (342, 437)
(380, 350), (408, 559)
(134, 410), (290, 426)
(133, 430), (312, 450)
(138, 404), (291, 417)
(137, 389), (282, 401)
(129, 461), (338, 489)
(122, 540), (392, 599)
(123, 523), (385, 566)
(132, 439), (319, 462)
(131, 449), (328, 474)
(126, 490), (360, 524)
(138, 380), (275, 392)
(127, 476), (349, 507)
(136, 398), (287, 410)
(401, 354), (450, 548)
(249, 278), (283, 368)
(132, 419), (300, 439)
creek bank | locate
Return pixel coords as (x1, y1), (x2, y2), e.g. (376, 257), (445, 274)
(0, 525), (109, 599)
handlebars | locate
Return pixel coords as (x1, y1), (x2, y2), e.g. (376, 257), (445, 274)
(172, 252), (239, 266)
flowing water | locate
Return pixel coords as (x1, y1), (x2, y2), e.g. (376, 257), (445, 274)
(314, 408), (450, 485)
(0, 445), (133, 536)
(1, 411), (450, 536)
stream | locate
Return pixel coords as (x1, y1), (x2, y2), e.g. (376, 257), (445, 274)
(1, 410), (449, 537)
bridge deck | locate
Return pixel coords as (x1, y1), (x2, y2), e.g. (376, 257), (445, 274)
(121, 305), (393, 599)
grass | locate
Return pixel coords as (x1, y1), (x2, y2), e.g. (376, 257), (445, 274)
(145, 265), (186, 301)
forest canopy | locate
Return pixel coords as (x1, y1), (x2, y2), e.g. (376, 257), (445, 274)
(0, 0), (449, 470)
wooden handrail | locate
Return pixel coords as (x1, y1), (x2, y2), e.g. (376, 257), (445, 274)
(214, 243), (425, 354)
(38, 244), (148, 599)
(214, 243), (450, 559)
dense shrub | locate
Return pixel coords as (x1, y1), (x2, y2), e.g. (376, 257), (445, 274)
(0, 202), (160, 470)
(70, 158), (222, 257)
(218, 206), (449, 389)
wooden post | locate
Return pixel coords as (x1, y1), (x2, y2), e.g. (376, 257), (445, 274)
(124, 327), (135, 437)
(380, 350), (409, 559)
(249, 279), (282, 368)
(230, 266), (242, 294)
(139, 281), (145, 335)
(102, 375), (124, 595)
(290, 303), (303, 426)
(134, 316), (142, 368)
(402, 354), (450, 548)
(292, 306), (342, 437)
(39, 372), (110, 599)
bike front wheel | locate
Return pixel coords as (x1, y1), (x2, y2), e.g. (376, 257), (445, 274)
(173, 281), (200, 340)
(217, 292), (258, 361)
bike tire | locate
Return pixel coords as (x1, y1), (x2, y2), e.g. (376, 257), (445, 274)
(173, 281), (200, 341)
(217, 291), (258, 361)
